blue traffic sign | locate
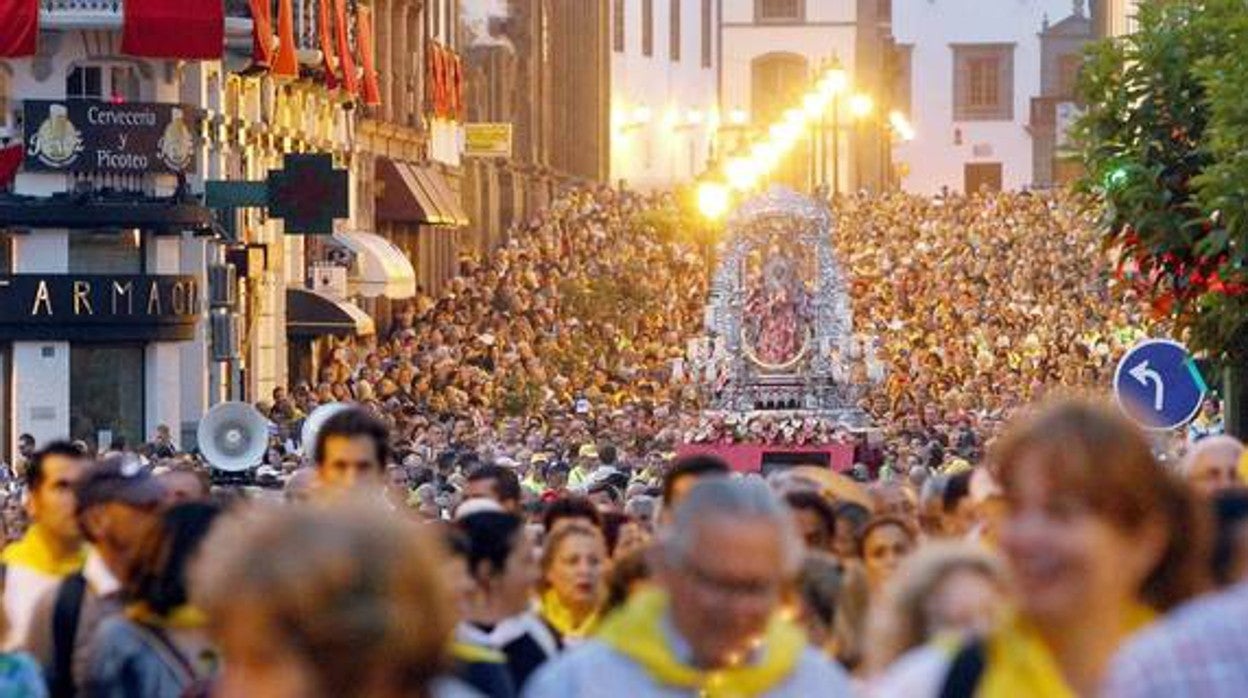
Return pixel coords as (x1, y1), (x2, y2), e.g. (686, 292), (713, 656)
(1113, 339), (1207, 430)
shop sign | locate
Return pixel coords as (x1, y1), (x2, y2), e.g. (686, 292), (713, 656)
(23, 100), (199, 174)
(0, 274), (200, 342)
(464, 122), (513, 158)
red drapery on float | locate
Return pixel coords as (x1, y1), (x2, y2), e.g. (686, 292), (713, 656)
(272, 0), (299, 79)
(356, 5), (382, 106)
(121, 0), (224, 59)
(246, 0), (275, 69)
(317, 0), (339, 90)
(0, 0), (38, 57)
(333, 0), (358, 95)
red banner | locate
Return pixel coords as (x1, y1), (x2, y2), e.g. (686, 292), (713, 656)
(121, 0), (224, 59)
(317, 0), (339, 90)
(272, 0), (299, 79)
(0, 143), (22, 189)
(0, 0), (38, 58)
(333, 0), (358, 95)
(247, 0), (274, 69)
(356, 6), (382, 106)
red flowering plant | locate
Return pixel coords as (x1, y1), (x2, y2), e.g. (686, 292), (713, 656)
(1075, 0), (1248, 363)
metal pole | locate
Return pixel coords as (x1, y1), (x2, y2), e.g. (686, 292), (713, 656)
(832, 99), (840, 196)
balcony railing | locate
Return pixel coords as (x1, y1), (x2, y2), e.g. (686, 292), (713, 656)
(40, 0), (121, 11)
(40, 1), (253, 40)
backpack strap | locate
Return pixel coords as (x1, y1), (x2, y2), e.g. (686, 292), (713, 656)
(130, 622), (198, 687)
(49, 572), (87, 698)
(939, 638), (986, 698)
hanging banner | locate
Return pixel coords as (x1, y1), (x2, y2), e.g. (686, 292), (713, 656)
(0, 0), (38, 58)
(121, 0), (223, 59)
(23, 100), (200, 174)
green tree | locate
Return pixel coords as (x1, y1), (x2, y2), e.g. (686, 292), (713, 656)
(1075, 0), (1248, 431)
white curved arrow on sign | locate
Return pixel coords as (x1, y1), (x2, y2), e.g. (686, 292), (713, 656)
(1129, 360), (1165, 411)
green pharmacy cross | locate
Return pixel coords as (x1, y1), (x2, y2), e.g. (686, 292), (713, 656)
(206, 154), (348, 235)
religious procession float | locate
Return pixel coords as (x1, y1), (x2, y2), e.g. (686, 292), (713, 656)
(682, 188), (883, 473)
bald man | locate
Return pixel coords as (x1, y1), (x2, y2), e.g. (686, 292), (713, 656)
(1181, 435), (1244, 497)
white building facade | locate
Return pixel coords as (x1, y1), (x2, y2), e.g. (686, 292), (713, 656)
(891, 0), (1078, 194)
(608, 0), (720, 189)
(718, 0), (894, 194)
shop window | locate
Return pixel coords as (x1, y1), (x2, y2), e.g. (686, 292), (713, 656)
(66, 64), (142, 102)
(66, 66), (102, 100)
(71, 344), (145, 452)
(69, 230), (144, 274)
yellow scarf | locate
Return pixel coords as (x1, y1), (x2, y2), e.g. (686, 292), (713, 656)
(978, 605), (1156, 698)
(0, 524), (86, 577)
(597, 589), (804, 698)
(126, 602), (210, 630)
(451, 641), (507, 665)
(540, 588), (601, 639)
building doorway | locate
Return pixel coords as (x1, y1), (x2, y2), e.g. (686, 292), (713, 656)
(964, 162), (1003, 193)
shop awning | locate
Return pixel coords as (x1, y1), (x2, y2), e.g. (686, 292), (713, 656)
(375, 159), (468, 227)
(286, 288), (375, 338)
(330, 230), (417, 299)
(416, 165), (470, 227)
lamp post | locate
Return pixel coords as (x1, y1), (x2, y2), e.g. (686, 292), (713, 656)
(817, 59), (848, 196)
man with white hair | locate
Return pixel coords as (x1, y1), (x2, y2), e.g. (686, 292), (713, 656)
(525, 478), (852, 696)
(1180, 435), (1244, 496)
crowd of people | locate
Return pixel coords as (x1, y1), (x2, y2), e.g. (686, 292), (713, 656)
(0, 397), (1244, 697)
(0, 183), (1243, 696)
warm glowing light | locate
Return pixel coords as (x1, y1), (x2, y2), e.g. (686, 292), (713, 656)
(728, 108), (749, 125)
(818, 68), (848, 97)
(751, 141), (780, 169)
(849, 94), (874, 119)
(697, 181), (731, 220)
(632, 106), (652, 124)
(782, 108), (807, 126)
(802, 92), (830, 118)
(662, 108), (681, 130)
(889, 110), (916, 141)
(686, 109), (704, 125)
(724, 157), (761, 191)
(769, 120), (802, 146)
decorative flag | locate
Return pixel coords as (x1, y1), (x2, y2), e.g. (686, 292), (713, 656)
(334, 0), (358, 95)
(272, 0), (299, 79)
(356, 5), (382, 106)
(247, 0), (274, 69)
(318, 0), (339, 90)
(0, 0), (38, 58)
(121, 0), (224, 59)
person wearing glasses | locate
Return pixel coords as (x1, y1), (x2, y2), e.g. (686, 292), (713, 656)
(526, 478), (852, 697)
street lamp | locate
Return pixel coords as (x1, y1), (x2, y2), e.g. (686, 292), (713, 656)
(849, 94), (875, 119)
(697, 180), (731, 221)
(818, 59), (850, 196)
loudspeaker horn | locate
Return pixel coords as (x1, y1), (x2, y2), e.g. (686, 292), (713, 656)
(301, 402), (354, 461)
(197, 401), (269, 472)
